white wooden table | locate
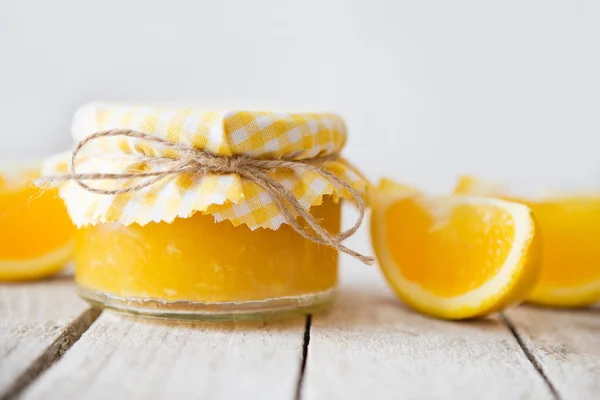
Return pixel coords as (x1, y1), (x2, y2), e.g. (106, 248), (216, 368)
(1, 231), (599, 400)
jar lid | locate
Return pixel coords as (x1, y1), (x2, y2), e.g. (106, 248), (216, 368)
(43, 103), (367, 230)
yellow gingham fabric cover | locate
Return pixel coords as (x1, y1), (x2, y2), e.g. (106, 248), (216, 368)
(43, 103), (366, 230)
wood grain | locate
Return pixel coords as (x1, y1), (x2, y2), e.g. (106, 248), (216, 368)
(505, 305), (600, 399)
(302, 262), (554, 400)
(0, 277), (91, 397)
(22, 313), (307, 400)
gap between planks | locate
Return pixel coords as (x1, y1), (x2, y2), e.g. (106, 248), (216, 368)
(295, 314), (312, 400)
(500, 312), (561, 400)
(0, 307), (101, 400)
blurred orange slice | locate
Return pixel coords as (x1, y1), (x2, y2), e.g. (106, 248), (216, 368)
(0, 165), (75, 281)
(371, 178), (541, 319)
(455, 175), (600, 307)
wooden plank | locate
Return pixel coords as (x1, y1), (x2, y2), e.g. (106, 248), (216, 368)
(505, 305), (600, 399)
(22, 313), (308, 400)
(302, 263), (554, 400)
(0, 276), (94, 398)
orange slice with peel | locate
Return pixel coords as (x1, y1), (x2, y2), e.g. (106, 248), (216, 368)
(455, 175), (600, 307)
(371, 178), (541, 319)
(0, 165), (75, 281)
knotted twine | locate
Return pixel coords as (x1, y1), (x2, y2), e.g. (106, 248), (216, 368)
(40, 129), (375, 265)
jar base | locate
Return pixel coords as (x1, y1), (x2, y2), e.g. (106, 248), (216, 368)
(77, 286), (335, 322)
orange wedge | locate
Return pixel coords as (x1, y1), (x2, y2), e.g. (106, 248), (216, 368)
(456, 175), (600, 307)
(371, 179), (541, 319)
(0, 165), (75, 281)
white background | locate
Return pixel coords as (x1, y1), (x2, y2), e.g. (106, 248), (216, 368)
(2, 0), (600, 194)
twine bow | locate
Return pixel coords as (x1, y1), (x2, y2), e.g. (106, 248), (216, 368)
(41, 129), (375, 265)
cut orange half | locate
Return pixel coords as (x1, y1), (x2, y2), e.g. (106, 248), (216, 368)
(0, 165), (75, 281)
(455, 175), (600, 307)
(371, 179), (541, 319)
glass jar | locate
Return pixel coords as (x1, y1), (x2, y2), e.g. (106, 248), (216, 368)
(44, 104), (367, 322)
(74, 198), (340, 321)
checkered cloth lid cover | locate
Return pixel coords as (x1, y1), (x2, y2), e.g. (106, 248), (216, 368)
(43, 103), (367, 230)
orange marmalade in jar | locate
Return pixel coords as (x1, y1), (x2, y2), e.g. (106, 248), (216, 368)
(42, 104), (369, 321)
